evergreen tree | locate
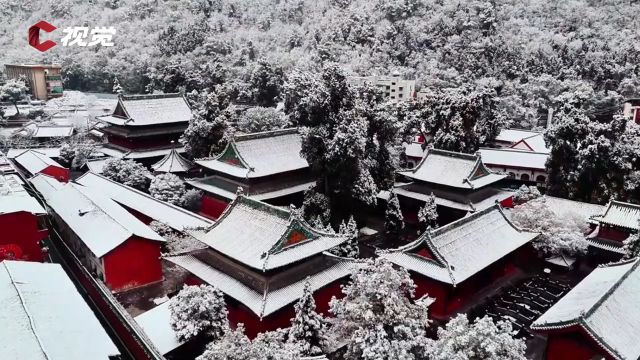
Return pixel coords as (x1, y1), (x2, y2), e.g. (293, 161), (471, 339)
(288, 280), (328, 356)
(249, 59), (284, 107)
(385, 190), (404, 234)
(0, 79), (28, 115)
(417, 193), (438, 230)
(181, 90), (230, 158)
(330, 215), (359, 258)
(112, 77), (124, 95)
(149, 173), (187, 205)
(169, 285), (229, 342)
(623, 221), (640, 260)
(102, 158), (150, 190)
(198, 326), (301, 360)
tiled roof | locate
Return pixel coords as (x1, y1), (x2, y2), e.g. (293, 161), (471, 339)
(30, 180), (163, 258)
(598, 201), (640, 231)
(195, 129), (308, 179)
(380, 204), (538, 285)
(0, 174), (46, 215)
(394, 182), (513, 212)
(5, 148), (61, 159)
(478, 148), (548, 170)
(398, 148), (506, 189)
(13, 150), (65, 174)
(76, 172), (213, 232)
(189, 195), (349, 271)
(134, 299), (183, 355)
(186, 174), (315, 201)
(511, 133), (550, 153)
(151, 148), (194, 173)
(0, 261), (120, 360)
(166, 254), (356, 317)
(97, 145), (186, 160)
(97, 94), (192, 126)
(32, 125), (74, 138)
(540, 196), (606, 223)
(495, 129), (541, 144)
(532, 259), (640, 360)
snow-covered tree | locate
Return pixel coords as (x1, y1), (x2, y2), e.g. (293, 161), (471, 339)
(513, 185), (541, 203)
(0, 79), (28, 115)
(237, 107), (288, 133)
(302, 189), (331, 225)
(180, 189), (203, 212)
(150, 221), (206, 255)
(249, 59), (284, 107)
(169, 284), (229, 342)
(181, 90), (230, 158)
(511, 198), (589, 257)
(288, 280), (328, 356)
(112, 77), (123, 95)
(330, 258), (432, 360)
(330, 215), (359, 258)
(59, 142), (75, 165)
(198, 326), (301, 360)
(385, 190), (404, 234)
(418, 193), (438, 230)
(102, 158), (149, 190)
(427, 314), (526, 360)
(623, 221), (640, 260)
(149, 173), (186, 205)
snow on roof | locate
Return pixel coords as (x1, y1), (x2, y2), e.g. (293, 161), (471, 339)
(495, 129), (541, 143)
(394, 183), (513, 212)
(13, 150), (66, 174)
(97, 94), (191, 126)
(381, 204), (538, 285)
(76, 172), (213, 231)
(477, 148), (548, 170)
(97, 145), (186, 160)
(510, 133), (550, 153)
(539, 196), (605, 223)
(598, 201), (640, 231)
(32, 181), (163, 258)
(134, 299), (184, 355)
(0, 174), (46, 215)
(190, 195), (348, 271)
(195, 129), (309, 179)
(29, 173), (65, 200)
(85, 158), (110, 174)
(186, 175), (315, 201)
(398, 148), (506, 189)
(166, 254), (356, 317)
(5, 148), (61, 159)
(532, 259), (640, 360)
(151, 148), (194, 173)
(404, 142), (427, 158)
(31, 125), (74, 138)
(0, 261), (120, 360)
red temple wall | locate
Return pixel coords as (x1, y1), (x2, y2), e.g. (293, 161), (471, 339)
(597, 226), (630, 242)
(42, 165), (69, 182)
(545, 330), (608, 360)
(201, 194), (229, 219)
(0, 212), (48, 262)
(103, 236), (162, 291)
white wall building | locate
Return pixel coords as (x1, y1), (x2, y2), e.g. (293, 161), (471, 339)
(349, 73), (416, 102)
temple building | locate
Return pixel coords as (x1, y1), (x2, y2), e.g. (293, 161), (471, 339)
(588, 200), (640, 258)
(394, 148), (513, 224)
(531, 258), (640, 360)
(380, 204), (538, 319)
(151, 146), (195, 174)
(187, 129), (315, 219)
(492, 129), (544, 149)
(12, 149), (69, 182)
(477, 148), (548, 185)
(96, 94), (191, 163)
(166, 194), (356, 338)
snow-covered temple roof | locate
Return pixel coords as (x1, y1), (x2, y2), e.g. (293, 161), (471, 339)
(166, 253), (356, 318)
(495, 129), (541, 144)
(398, 148), (506, 189)
(13, 149), (65, 174)
(97, 145), (187, 160)
(186, 174), (315, 201)
(5, 147), (61, 159)
(394, 182), (513, 212)
(0, 174), (46, 215)
(30, 180), (163, 258)
(29, 173), (65, 199)
(597, 200), (640, 231)
(85, 158), (110, 174)
(76, 172), (213, 231)
(195, 128), (309, 179)
(0, 261), (120, 360)
(538, 196), (605, 223)
(189, 195), (349, 271)
(97, 93), (192, 126)
(380, 204), (538, 285)
(151, 147), (194, 173)
(478, 148), (548, 170)
(31, 125), (74, 138)
(510, 133), (549, 153)
(135, 299), (184, 355)
(404, 142), (427, 158)
(532, 259), (640, 360)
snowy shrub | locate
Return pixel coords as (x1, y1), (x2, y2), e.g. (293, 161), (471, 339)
(513, 185), (541, 203)
(427, 314), (526, 360)
(302, 189), (331, 225)
(511, 199), (589, 257)
(623, 221), (640, 259)
(288, 280), (328, 356)
(237, 107), (288, 133)
(150, 221), (206, 255)
(329, 216), (359, 258)
(385, 190), (404, 234)
(330, 258), (431, 359)
(197, 325), (301, 360)
(0, 79), (27, 115)
(102, 158), (150, 190)
(418, 193), (438, 230)
(149, 173), (186, 205)
(181, 189), (203, 211)
(169, 285), (229, 342)
(59, 142), (75, 165)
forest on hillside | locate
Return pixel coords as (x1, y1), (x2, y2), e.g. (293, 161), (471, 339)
(2, 0), (640, 128)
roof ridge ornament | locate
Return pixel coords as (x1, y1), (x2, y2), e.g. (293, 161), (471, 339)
(236, 186), (244, 196)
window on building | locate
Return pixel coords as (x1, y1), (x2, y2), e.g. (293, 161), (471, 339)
(392, 82), (396, 85)
(386, 85), (390, 90)
(398, 93), (403, 98)
(399, 87), (403, 91)
(391, 89), (395, 92)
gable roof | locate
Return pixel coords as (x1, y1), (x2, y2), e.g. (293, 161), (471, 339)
(76, 172), (213, 231)
(495, 129), (541, 144)
(5, 148), (61, 159)
(380, 204), (538, 285)
(134, 299), (184, 355)
(0, 174), (46, 215)
(398, 148), (506, 189)
(541, 196), (606, 223)
(31, 125), (74, 138)
(597, 201), (640, 231)
(478, 148), (548, 170)
(190, 195), (349, 271)
(195, 129), (308, 179)
(30, 181), (163, 258)
(151, 148), (194, 173)
(510, 133), (550, 153)
(13, 150), (65, 174)
(532, 259), (640, 360)
(28, 173), (65, 200)
(0, 261), (119, 360)
(98, 93), (192, 126)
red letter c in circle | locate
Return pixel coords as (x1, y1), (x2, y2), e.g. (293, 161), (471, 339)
(29, 20), (57, 52)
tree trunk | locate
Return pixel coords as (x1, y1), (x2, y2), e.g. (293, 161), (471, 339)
(13, 102), (19, 115)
